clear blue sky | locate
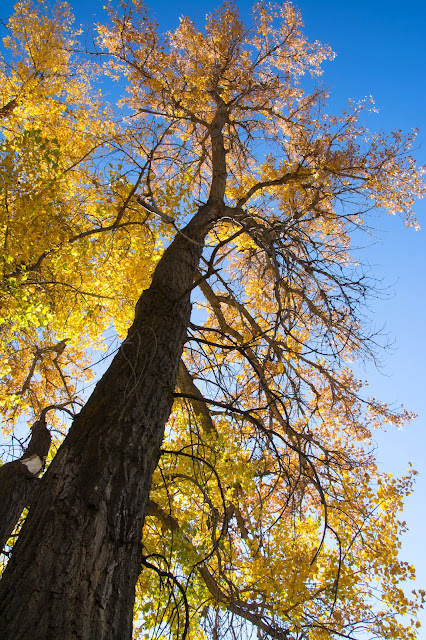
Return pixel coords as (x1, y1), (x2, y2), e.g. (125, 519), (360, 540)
(2, 0), (425, 631)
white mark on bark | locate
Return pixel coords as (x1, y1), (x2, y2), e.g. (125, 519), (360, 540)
(21, 455), (44, 475)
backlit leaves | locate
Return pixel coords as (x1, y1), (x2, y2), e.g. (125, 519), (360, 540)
(1, 2), (425, 639)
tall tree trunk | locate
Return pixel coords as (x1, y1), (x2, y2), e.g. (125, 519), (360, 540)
(0, 204), (216, 640)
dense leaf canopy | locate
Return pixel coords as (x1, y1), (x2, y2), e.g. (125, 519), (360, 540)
(0, 2), (425, 639)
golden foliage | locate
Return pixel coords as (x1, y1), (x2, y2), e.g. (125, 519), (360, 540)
(1, 2), (425, 639)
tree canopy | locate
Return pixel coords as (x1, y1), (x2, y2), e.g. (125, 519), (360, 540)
(0, 2), (425, 639)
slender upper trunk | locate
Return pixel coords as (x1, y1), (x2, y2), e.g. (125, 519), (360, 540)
(0, 203), (217, 640)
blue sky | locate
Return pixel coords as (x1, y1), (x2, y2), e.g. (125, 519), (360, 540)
(1, 0), (425, 631)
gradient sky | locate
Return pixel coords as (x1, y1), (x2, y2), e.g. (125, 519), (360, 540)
(1, 0), (426, 631)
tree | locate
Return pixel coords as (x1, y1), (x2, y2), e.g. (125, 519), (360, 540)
(0, 2), (425, 639)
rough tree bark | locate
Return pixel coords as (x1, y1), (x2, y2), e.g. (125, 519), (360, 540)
(0, 202), (220, 640)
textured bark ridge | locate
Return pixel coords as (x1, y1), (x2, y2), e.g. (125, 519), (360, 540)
(0, 414), (50, 551)
(0, 205), (216, 640)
